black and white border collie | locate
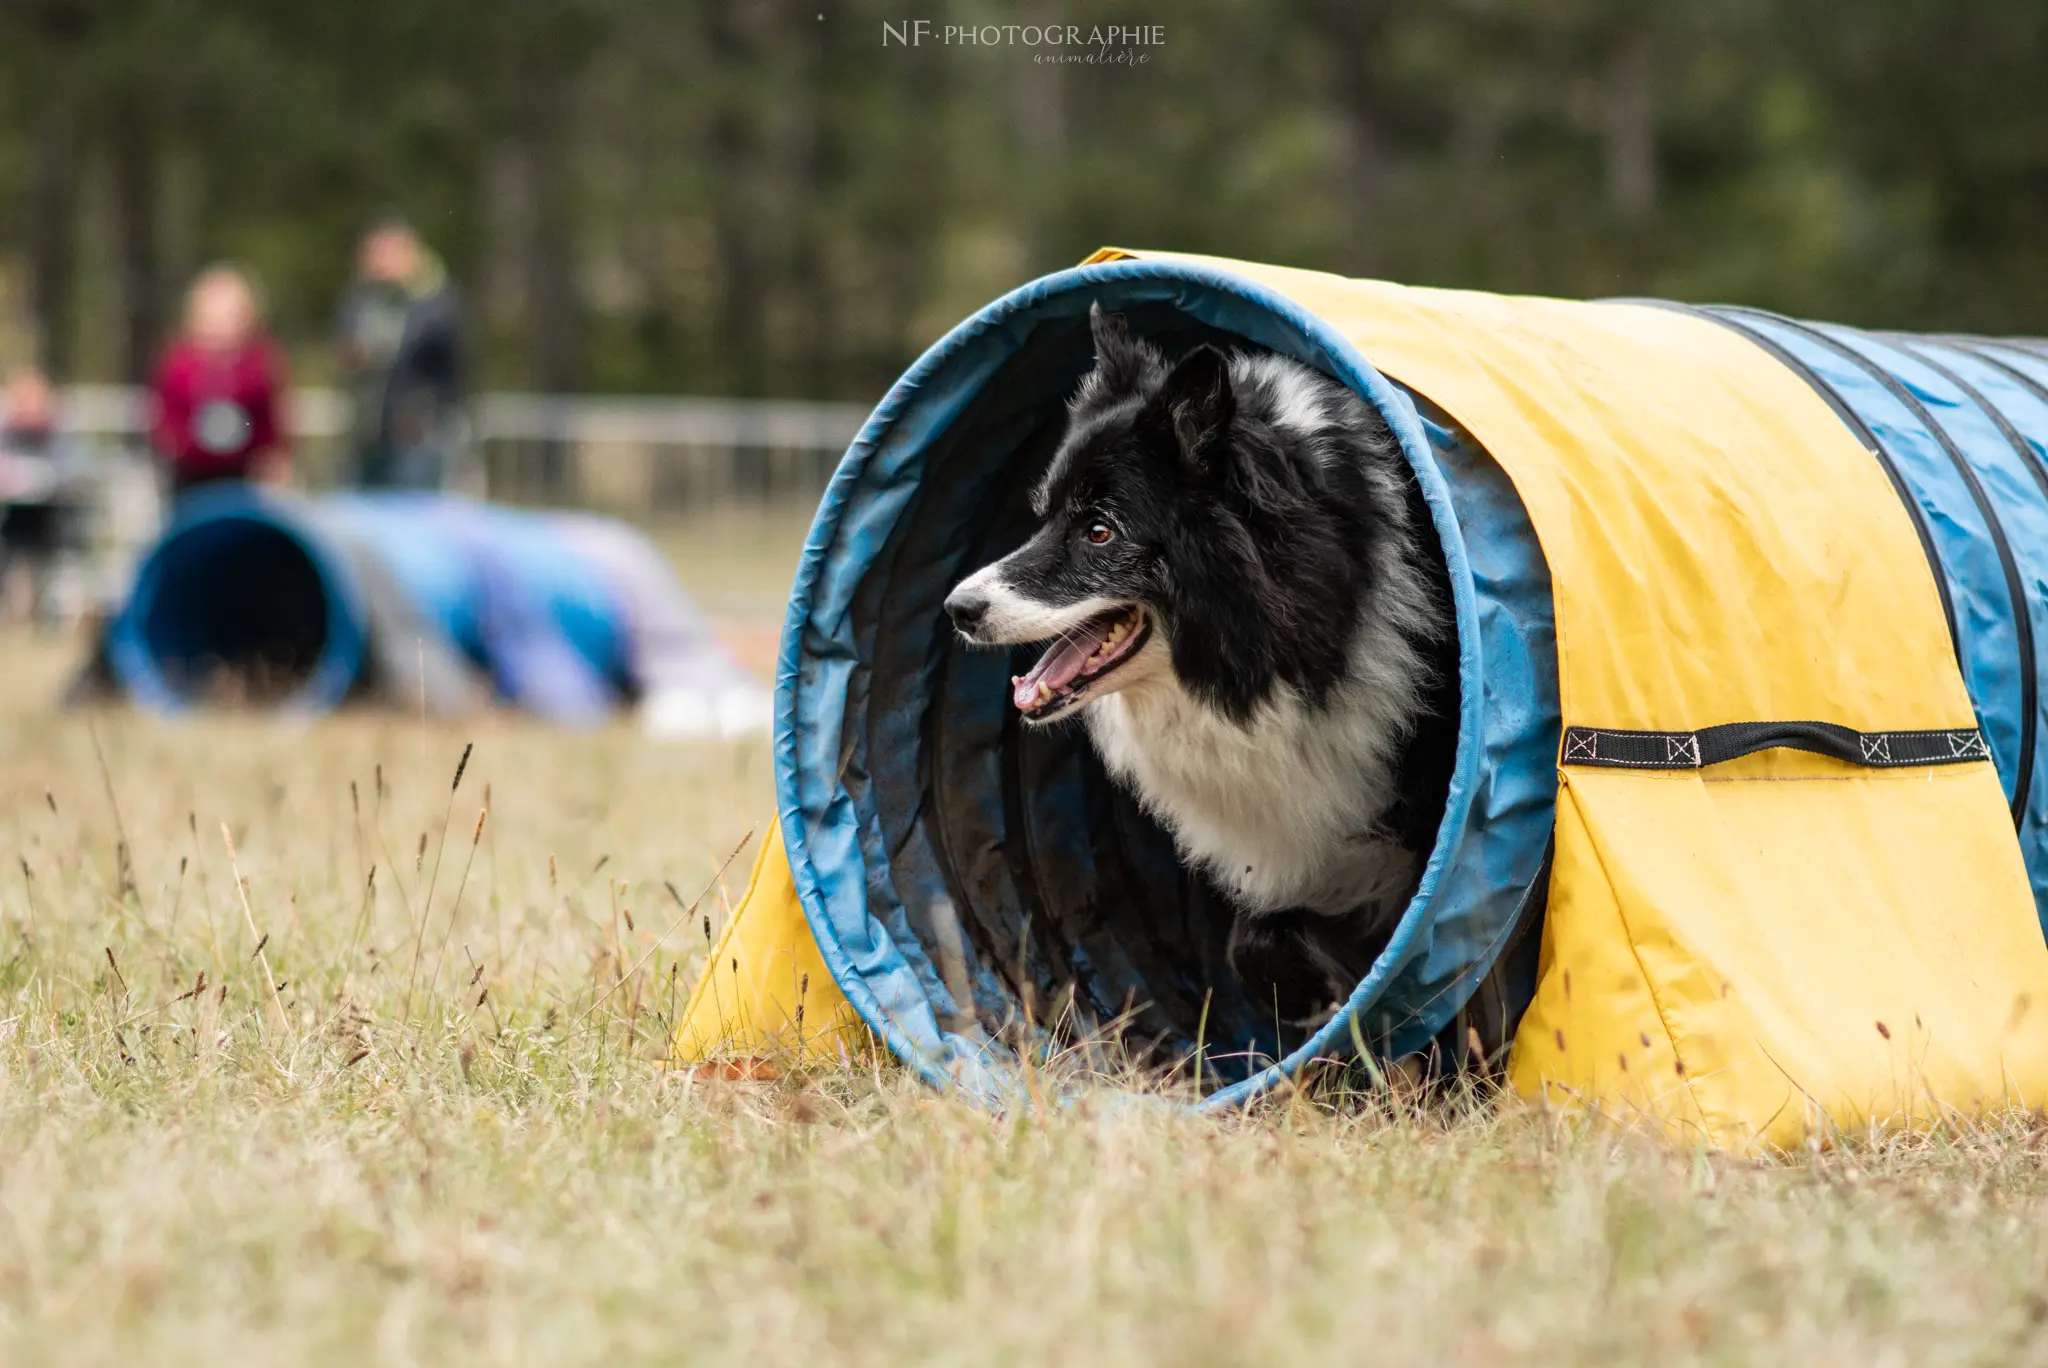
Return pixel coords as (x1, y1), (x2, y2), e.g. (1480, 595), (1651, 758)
(944, 305), (1459, 1026)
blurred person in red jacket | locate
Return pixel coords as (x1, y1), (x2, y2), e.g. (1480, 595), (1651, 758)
(150, 265), (291, 499)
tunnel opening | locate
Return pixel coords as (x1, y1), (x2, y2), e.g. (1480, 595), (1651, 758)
(793, 281), (1513, 1102)
(131, 515), (335, 707)
(778, 258), (1561, 1107)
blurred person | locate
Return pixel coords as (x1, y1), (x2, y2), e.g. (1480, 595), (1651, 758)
(149, 265), (292, 500)
(0, 364), (90, 625)
(335, 215), (468, 490)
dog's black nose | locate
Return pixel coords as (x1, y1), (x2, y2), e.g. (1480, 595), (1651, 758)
(944, 588), (988, 633)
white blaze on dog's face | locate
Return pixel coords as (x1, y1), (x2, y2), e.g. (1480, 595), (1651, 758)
(942, 555), (1165, 724)
(942, 558), (1117, 646)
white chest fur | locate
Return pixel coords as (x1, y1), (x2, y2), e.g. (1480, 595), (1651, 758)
(1082, 628), (1425, 917)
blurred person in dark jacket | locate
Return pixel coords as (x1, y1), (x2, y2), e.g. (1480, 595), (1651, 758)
(0, 364), (90, 625)
(335, 216), (468, 490)
(149, 265), (292, 499)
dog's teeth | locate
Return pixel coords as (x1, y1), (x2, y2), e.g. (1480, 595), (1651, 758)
(1036, 681), (1053, 705)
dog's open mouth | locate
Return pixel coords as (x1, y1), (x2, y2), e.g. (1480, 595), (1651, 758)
(1011, 605), (1151, 719)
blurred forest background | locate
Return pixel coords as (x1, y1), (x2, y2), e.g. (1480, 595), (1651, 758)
(0, 0), (2043, 401)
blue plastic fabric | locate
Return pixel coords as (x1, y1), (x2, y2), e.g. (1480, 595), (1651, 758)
(109, 489), (632, 721)
(319, 495), (629, 721)
(780, 260), (2048, 1106)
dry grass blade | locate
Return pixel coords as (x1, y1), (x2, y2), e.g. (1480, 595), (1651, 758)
(425, 805), (489, 1005)
(401, 741), (477, 1022)
(221, 821), (290, 1035)
(86, 719), (138, 900)
(579, 826), (754, 1024)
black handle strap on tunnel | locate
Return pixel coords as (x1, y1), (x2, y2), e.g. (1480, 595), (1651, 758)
(1562, 721), (1990, 772)
(1607, 297), (1961, 662)
(1703, 305), (2033, 826)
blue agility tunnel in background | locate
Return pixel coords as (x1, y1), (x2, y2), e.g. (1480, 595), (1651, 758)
(109, 491), (374, 715)
(104, 488), (769, 732)
(771, 256), (2048, 1105)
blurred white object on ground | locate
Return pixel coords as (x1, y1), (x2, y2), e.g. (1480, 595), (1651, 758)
(642, 684), (773, 738)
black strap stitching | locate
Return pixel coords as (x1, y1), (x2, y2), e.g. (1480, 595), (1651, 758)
(1706, 306), (2032, 821)
(1606, 298), (1962, 660)
(1882, 337), (2041, 826)
(1563, 721), (1990, 772)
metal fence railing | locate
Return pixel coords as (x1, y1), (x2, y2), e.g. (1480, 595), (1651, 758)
(58, 386), (869, 512)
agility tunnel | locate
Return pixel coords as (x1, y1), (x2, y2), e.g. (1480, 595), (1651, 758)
(675, 250), (2048, 1148)
(101, 488), (768, 733)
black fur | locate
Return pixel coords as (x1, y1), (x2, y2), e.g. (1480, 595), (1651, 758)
(1005, 306), (1420, 727)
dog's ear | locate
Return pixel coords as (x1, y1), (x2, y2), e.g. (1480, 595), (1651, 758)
(1086, 303), (1153, 396)
(1155, 345), (1235, 475)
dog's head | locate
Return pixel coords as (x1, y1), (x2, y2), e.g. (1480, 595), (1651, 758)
(944, 304), (1380, 726)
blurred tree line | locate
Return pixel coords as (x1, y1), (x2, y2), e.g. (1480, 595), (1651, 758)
(0, 0), (2042, 400)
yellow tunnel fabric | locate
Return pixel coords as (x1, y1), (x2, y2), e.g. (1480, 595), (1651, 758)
(1103, 250), (2048, 1147)
(671, 820), (867, 1065)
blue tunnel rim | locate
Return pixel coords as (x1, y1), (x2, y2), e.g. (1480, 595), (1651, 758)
(773, 257), (1491, 1108)
(108, 486), (371, 715)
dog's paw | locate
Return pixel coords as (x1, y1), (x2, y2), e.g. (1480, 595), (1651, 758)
(1228, 907), (1394, 1031)
(1226, 911), (1348, 1027)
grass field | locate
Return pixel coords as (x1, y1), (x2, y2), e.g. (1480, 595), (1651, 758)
(4, 510), (2048, 1366)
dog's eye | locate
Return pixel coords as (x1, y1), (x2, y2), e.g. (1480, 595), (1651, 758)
(1085, 522), (1116, 546)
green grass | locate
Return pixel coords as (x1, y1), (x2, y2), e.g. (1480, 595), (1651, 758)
(4, 519), (2048, 1365)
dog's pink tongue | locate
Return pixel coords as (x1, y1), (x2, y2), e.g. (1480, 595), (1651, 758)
(1011, 627), (1106, 710)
